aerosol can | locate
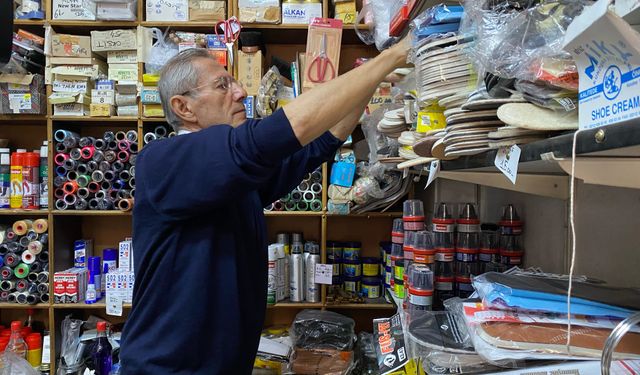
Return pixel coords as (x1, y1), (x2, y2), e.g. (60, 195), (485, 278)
(290, 242), (305, 302)
(305, 242), (320, 302)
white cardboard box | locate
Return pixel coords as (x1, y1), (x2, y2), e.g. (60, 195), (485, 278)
(119, 240), (132, 271)
(97, 1), (136, 20)
(282, 2), (322, 24)
(53, 0), (96, 19)
(146, 0), (188, 21)
(564, 0), (640, 130)
(54, 103), (89, 116)
(615, 0), (640, 24)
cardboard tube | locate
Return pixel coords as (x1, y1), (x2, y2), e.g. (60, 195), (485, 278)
(118, 198), (133, 212)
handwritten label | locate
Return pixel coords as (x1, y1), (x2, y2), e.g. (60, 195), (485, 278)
(53, 80), (89, 93)
(51, 34), (91, 57)
(108, 65), (139, 81)
(51, 65), (101, 78)
(314, 264), (333, 285)
(52, 0), (96, 20)
(106, 294), (123, 316)
(494, 145), (521, 184)
(107, 50), (138, 64)
(425, 160), (440, 189)
(146, 0), (188, 21)
(90, 103), (114, 117)
(91, 90), (115, 105)
(8, 94), (32, 112)
(91, 29), (137, 52)
(54, 103), (86, 116)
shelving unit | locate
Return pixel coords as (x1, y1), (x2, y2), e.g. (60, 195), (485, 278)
(4, 0), (396, 370)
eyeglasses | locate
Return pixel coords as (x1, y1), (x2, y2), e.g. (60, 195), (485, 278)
(181, 75), (244, 96)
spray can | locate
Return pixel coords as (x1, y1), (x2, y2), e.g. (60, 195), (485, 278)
(0, 148), (10, 209)
(39, 142), (48, 209)
(10, 152), (24, 209)
(267, 244), (278, 305)
(22, 152), (39, 209)
(276, 233), (290, 299)
(290, 242), (304, 302)
(305, 243), (320, 303)
(275, 244), (285, 301)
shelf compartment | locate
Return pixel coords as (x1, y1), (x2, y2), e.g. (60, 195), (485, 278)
(0, 115), (47, 122)
(0, 210), (49, 216)
(13, 19), (46, 26)
(324, 303), (395, 310)
(264, 211), (324, 217)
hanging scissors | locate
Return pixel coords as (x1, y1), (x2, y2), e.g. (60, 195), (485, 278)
(307, 33), (336, 83)
(215, 16), (242, 67)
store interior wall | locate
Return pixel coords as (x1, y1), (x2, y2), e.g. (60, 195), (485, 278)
(417, 178), (640, 287)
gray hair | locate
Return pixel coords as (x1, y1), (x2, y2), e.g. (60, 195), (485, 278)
(158, 49), (215, 131)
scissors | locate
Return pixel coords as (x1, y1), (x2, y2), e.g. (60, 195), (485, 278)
(307, 33), (336, 83)
(215, 16), (241, 67)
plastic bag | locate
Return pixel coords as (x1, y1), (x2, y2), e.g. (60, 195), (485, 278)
(354, 0), (398, 50)
(145, 28), (179, 75)
(289, 309), (356, 351)
(256, 66), (283, 118)
(286, 348), (355, 375)
(0, 352), (39, 375)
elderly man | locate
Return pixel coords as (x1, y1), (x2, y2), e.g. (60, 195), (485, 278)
(119, 40), (410, 373)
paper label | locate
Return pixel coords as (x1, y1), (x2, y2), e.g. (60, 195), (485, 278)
(146, 0), (189, 21)
(282, 3), (322, 24)
(91, 29), (137, 52)
(41, 335), (50, 364)
(424, 160), (439, 189)
(108, 65), (139, 81)
(8, 94), (32, 111)
(8, 83), (29, 91)
(108, 51), (138, 64)
(51, 65), (101, 78)
(53, 0), (96, 19)
(494, 145), (521, 184)
(373, 313), (409, 374)
(314, 264), (333, 285)
(106, 294), (123, 316)
(53, 80), (88, 93)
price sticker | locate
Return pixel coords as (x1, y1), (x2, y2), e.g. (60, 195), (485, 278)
(494, 145), (521, 184)
(106, 294), (123, 317)
(314, 264), (333, 285)
(424, 160), (440, 189)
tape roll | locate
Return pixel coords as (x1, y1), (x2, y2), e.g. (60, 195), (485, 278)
(0, 266), (13, 280)
(310, 170), (322, 182)
(37, 251), (48, 263)
(118, 198), (133, 212)
(26, 293), (39, 305)
(64, 193), (77, 206)
(55, 142), (68, 153)
(115, 131), (127, 141)
(14, 264), (29, 279)
(55, 199), (68, 211)
(29, 261), (41, 273)
(54, 129), (78, 142)
(7, 242), (18, 252)
(0, 280), (14, 291)
(54, 153), (69, 166)
(297, 201), (309, 211)
(74, 198), (88, 210)
(77, 187), (90, 199)
(37, 272), (48, 284)
(54, 188), (65, 200)
(28, 241), (43, 255)
(38, 233), (48, 244)
(144, 132), (157, 144)
(21, 251), (35, 265)
(311, 183), (322, 194)
(0, 291), (8, 302)
(27, 272), (38, 283)
(26, 230), (37, 241)
(37, 282), (48, 294)
(285, 201), (297, 211)
(126, 130), (138, 142)
(40, 293), (49, 303)
(303, 191), (315, 203)
(94, 138), (107, 151)
(76, 175), (90, 188)
(15, 279), (28, 292)
(310, 199), (323, 212)
(5, 230), (16, 242)
(78, 136), (95, 147)
(116, 94), (137, 106)
(70, 148), (82, 161)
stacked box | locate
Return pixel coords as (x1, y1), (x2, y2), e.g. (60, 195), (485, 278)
(53, 267), (89, 303)
(105, 270), (135, 303)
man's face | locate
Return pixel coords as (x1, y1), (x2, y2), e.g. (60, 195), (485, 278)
(181, 58), (248, 128)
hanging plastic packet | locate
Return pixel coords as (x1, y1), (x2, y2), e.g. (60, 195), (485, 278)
(145, 28), (179, 75)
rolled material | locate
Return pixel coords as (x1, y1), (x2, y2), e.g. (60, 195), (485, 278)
(26, 293), (39, 305)
(297, 201), (309, 211)
(19, 236), (30, 247)
(16, 292), (27, 304)
(115, 131), (127, 141)
(154, 126), (167, 137)
(54, 129), (78, 142)
(117, 189), (131, 200)
(129, 154), (137, 166)
(86, 161), (98, 172)
(298, 181), (309, 192)
(63, 136), (78, 149)
(63, 158), (77, 171)
(78, 136), (95, 147)
(99, 160), (112, 171)
(129, 166), (135, 177)
(103, 170), (116, 182)
(21, 251), (35, 264)
(66, 170), (78, 181)
(5, 230), (16, 242)
(37, 251), (48, 263)
(69, 148), (82, 161)
(54, 175), (66, 188)
(63, 181), (78, 194)
(129, 142), (138, 153)
(303, 191), (315, 203)
(0, 266), (13, 280)
(273, 201), (284, 211)
(14, 263), (29, 278)
(55, 142), (69, 153)
(37, 272), (48, 284)
(55, 199), (68, 210)
(103, 131), (115, 142)
(98, 199), (114, 210)
(91, 170), (104, 183)
(29, 261), (41, 273)
(117, 140), (130, 151)
(55, 166), (67, 178)
(7, 292), (17, 303)
(118, 198), (134, 212)
(113, 179), (125, 191)
(26, 230), (37, 241)
(54, 153), (69, 166)
(107, 140), (118, 151)
(28, 241), (43, 255)
(126, 130), (138, 142)
(168, 132), (176, 137)
(87, 181), (100, 193)
(310, 199), (323, 212)
(108, 189), (118, 201)
(27, 272), (39, 283)
(15, 279), (29, 292)
(76, 163), (89, 175)
(81, 146), (95, 159)
(129, 177), (136, 188)
(0, 280), (14, 291)
(117, 150), (130, 163)
(264, 203), (274, 211)
(37, 282), (48, 294)
(311, 182), (323, 194)
(76, 175), (90, 188)
(291, 190), (303, 202)
(285, 201), (297, 211)
(94, 138), (107, 150)
(144, 132), (157, 144)
(0, 244), (8, 255)
(88, 198), (100, 210)
(77, 187), (90, 199)
(130, 188), (135, 198)
(54, 188), (65, 200)
(111, 161), (125, 172)
(40, 293), (49, 303)
(0, 291), (8, 302)
(74, 198), (88, 210)
(64, 193), (77, 206)
(95, 190), (107, 200)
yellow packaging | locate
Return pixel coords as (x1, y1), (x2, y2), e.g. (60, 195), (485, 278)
(27, 347), (41, 368)
(143, 104), (164, 117)
(10, 165), (22, 208)
(416, 103), (446, 133)
(363, 263), (378, 276)
(90, 104), (115, 117)
(335, 1), (356, 24)
(143, 73), (160, 86)
(367, 83), (393, 113)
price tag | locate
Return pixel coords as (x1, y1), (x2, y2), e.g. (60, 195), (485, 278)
(424, 160), (440, 189)
(494, 145), (521, 184)
(314, 264), (333, 285)
(106, 294), (123, 317)
(8, 93), (32, 111)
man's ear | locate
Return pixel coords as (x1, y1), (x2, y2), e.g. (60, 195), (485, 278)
(170, 95), (197, 124)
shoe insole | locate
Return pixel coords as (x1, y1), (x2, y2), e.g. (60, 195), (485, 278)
(413, 136), (440, 157)
(461, 97), (526, 111)
(497, 103), (578, 130)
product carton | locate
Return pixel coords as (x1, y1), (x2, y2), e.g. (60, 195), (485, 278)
(51, 34), (92, 58)
(282, 2), (322, 24)
(238, 50), (263, 96)
(564, 0), (640, 129)
(146, 0), (189, 21)
(189, 0), (225, 21)
(52, 0), (96, 20)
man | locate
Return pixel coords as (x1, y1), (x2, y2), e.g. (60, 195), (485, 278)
(120, 39), (410, 373)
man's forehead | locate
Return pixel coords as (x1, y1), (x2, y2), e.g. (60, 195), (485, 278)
(194, 58), (226, 78)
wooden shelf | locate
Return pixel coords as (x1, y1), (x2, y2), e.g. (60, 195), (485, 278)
(0, 115), (47, 121)
(327, 212), (403, 218)
(13, 19), (45, 26)
(0, 209), (49, 216)
(264, 211), (323, 217)
(54, 302), (132, 309)
(48, 20), (138, 27)
(53, 210), (131, 216)
(267, 302), (322, 309)
(0, 303), (50, 309)
(141, 118), (167, 123)
(51, 116), (138, 122)
(241, 23), (310, 30)
(324, 303), (395, 309)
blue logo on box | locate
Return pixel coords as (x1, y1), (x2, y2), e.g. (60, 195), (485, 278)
(603, 65), (622, 100)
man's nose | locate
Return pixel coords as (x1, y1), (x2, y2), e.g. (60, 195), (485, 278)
(232, 84), (247, 102)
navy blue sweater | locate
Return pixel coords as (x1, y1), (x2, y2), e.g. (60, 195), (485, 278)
(119, 109), (342, 374)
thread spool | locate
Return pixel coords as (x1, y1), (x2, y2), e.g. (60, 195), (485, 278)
(55, 199), (68, 210)
(63, 193), (77, 206)
(37, 272), (48, 283)
(79, 136), (95, 147)
(63, 181), (78, 195)
(5, 229), (16, 242)
(14, 264), (29, 279)
(154, 126), (167, 138)
(27, 241), (43, 255)
(54, 153), (69, 166)
(13, 220), (32, 236)
(144, 133), (157, 143)
(69, 148), (82, 161)
(15, 279), (28, 292)
(74, 198), (88, 210)
(118, 198), (133, 212)
(76, 175), (90, 188)
(94, 138), (107, 150)
(126, 130), (138, 142)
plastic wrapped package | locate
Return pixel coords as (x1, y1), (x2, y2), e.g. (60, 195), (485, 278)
(289, 310), (356, 351)
(257, 66), (283, 118)
(0, 352), (39, 375)
(513, 79), (577, 112)
(286, 348), (355, 375)
(145, 28), (179, 74)
(352, 332), (378, 375)
(96, 0), (137, 21)
(354, 0), (398, 50)
(14, 0), (44, 19)
(409, 5), (464, 44)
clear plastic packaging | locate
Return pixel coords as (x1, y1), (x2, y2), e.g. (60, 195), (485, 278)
(403, 199), (425, 230)
(354, 0), (398, 51)
(290, 310), (356, 351)
(287, 348), (355, 375)
(257, 66), (283, 118)
(145, 28), (179, 74)
(0, 352), (40, 375)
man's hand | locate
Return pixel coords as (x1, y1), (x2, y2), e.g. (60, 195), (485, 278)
(386, 36), (412, 69)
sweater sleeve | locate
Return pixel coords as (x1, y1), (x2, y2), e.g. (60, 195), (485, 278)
(138, 109), (302, 219)
(259, 131), (343, 207)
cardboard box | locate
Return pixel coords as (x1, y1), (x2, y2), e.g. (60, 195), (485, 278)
(90, 103), (115, 117)
(335, 1), (356, 24)
(239, 0), (280, 23)
(282, 2), (322, 24)
(117, 105), (138, 117)
(51, 34), (92, 58)
(91, 29), (137, 52)
(48, 92), (91, 105)
(52, 78), (91, 94)
(73, 239), (93, 267)
(53, 103), (89, 116)
(54, 268), (89, 303)
(48, 56), (106, 65)
(51, 64), (106, 79)
(97, 1), (136, 20)
(146, 0), (188, 21)
(615, 0), (640, 24)
(105, 270), (135, 303)
(96, 80), (115, 91)
(0, 74), (46, 115)
(143, 104), (164, 117)
(52, 0), (96, 20)
(141, 88), (161, 104)
(564, 0), (640, 130)
(238, 50), (263, 96)
(92, 89), (115, 105)
(189, 0), (225, 21)
(243, 96), (255, 118)
(107, 50), (138, 64)
(119, 240), (132, 271)
(108, 63), (139, 81)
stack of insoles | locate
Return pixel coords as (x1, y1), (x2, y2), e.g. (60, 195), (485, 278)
(377, 108), (408, 139)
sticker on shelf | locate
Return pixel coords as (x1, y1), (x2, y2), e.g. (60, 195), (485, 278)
(425, 160), (440, 189)
(314, 264), (333, 285)
(494, 145), (521, 184)
(107, 294), (123, 317)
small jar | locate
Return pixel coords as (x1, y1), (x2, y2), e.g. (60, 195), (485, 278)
(361, 277), (381, 298)
(343, 276), (361, 294)
(362, 257), (380, 277)
(343, 242), (361, 261)
(342, 259), (362, 277)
